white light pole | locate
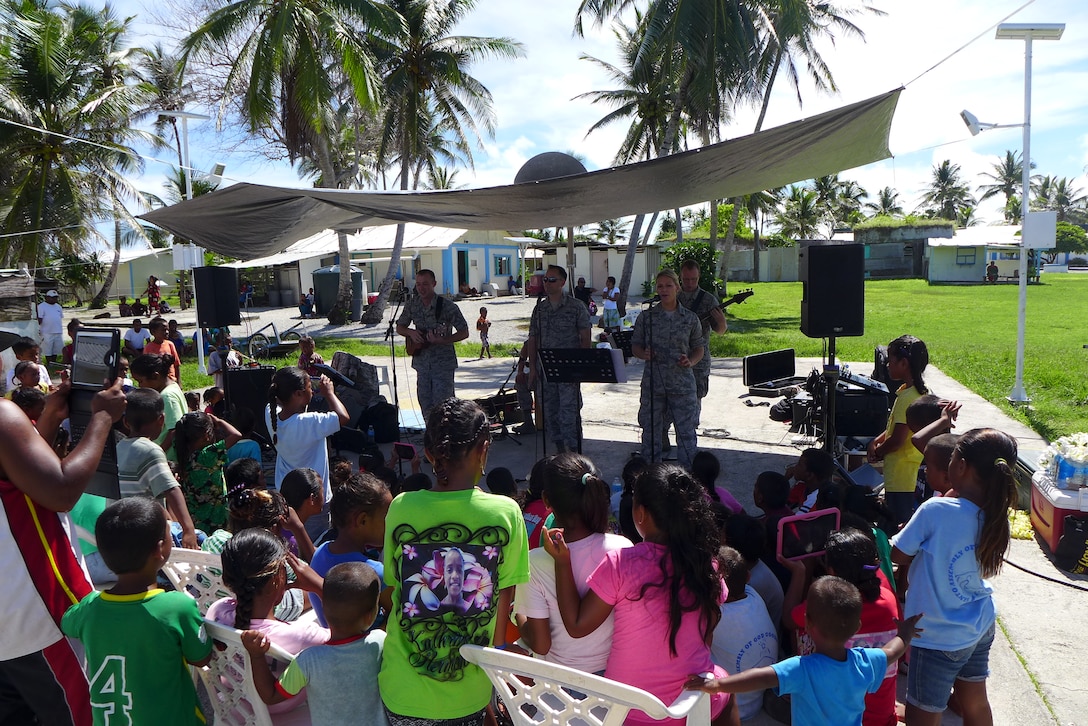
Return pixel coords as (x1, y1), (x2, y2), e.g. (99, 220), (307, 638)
(995, 23), (1063, 403)
(159, 110), (211, 375)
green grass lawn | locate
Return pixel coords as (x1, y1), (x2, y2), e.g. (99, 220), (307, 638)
(712, 276), (1088, 441)
(178, 276), (1088, 441)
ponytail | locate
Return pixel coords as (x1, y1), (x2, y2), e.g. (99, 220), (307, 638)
(956, 428), (1018, 578)
(889, 335), (929, 394)
(542, 452), (610, 534)
(824, 528), (882, 602)
(174, 412), (213, 478)
(220, 529), (286, 631)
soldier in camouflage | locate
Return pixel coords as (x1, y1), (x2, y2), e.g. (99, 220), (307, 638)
(526, 265), (592, 452)
(396, 269), (469, 417)
(679, 260), (727, 420)
(632, 269), (705, 469)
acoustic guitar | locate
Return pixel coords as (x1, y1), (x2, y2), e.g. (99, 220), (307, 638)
(404, 324), (450, 357)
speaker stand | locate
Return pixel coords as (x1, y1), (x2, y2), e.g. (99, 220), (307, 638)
(821, 337), (839, 455)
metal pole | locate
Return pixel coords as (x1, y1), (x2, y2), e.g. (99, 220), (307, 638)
(180, 116), (208, 375)
(1009, 35), (1032, 403)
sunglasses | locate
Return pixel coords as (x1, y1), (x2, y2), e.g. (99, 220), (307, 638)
(543, 276), (560, 283)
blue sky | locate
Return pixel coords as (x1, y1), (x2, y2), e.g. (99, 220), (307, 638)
(118, 0), (1088, 232)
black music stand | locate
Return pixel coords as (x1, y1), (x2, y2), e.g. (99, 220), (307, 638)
(538, 348), (627, 385)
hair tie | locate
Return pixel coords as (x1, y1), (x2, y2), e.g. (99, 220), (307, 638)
(228, 482), (251, 498)
(581, 473), (592, 486)
(994, 458), (1008, 468)
(862, 564), (879, 572)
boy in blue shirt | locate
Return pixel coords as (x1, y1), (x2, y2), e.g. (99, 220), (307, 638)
(243, 561), (387, 726)
(61, 498), (213, 726)
(687, 576), (922, 726)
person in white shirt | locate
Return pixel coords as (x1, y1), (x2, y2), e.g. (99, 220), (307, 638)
(122, 319), (151, 358)
(36, 290), (64, 364)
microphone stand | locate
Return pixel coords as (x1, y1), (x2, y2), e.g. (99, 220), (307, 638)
(645, 295), (658, 463)
(530, 294), (548, 455)
(386, 291), (406, 479)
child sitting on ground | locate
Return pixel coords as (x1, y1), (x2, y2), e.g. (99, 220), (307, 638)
(203, 386), (224, 415)
(710, 546), (779, 722)
(786, 448), (835, 513)
(687, 576), (921, 726)
(61, 498), (212, 724)
(308, 472), (392, 627)
(184, 391), (200, 413)
(243, 561), (387, 726)
(724, 513), (785, 630)
(226, 406), (262, 462)
(692, 450), (745, 515)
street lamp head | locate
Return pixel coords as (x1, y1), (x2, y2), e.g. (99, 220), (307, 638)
(960, 110), (983, 136)
(995, 23), (1065, 40)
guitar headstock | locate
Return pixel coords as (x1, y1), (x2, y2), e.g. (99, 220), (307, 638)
(724, 288), (754, 305)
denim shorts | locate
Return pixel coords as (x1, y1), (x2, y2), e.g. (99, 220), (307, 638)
(906, 621), (996, 713)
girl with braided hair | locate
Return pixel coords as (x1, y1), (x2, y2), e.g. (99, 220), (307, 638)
(892, 428), (1018, 725)
(543, 462), (739, 726)
(515, 452), (631, 673)
(379, 398), (529, 726)
(266, 366), (350, 534)
(174, 411), (243, 534)
(868, 334), (930, 525)
(208, 528), (328, 714)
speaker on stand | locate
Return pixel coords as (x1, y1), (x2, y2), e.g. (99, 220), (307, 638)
(193, 266), (242, 328)
(799, 243), (866, 453)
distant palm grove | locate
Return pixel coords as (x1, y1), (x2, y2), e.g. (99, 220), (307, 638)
(2, 0), (1086, 319)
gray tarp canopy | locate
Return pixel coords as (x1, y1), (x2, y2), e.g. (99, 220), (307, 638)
(141, 90), (900, 261)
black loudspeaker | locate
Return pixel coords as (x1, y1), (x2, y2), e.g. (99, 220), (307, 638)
(800, 244), (864, 337)
(225, 366), (275, 444)
(194, 266), (241, 327)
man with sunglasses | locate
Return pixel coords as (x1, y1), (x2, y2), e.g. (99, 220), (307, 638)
(526, 265), (592, 452)
(397, 269), (469, 416)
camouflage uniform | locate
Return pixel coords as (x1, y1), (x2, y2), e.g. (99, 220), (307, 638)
(397, 295), (468, 416)
(528, 294), (591, 451)
(677, 287), (719, 403)
(632, 303), (704, 469)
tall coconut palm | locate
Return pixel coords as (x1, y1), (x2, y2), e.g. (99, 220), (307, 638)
(865, 186), (903, 217)
(592, 218), (630, 244)
(134, 42), (194, 169)
(361, 0), (524, 323)
(918, 160), (974, 221)
(977, 150), (1025, 215)
(0, 1), (152, 269)
(774, 185), (822, 240)
(183, 0), (399, 322)
(1032, 175), (1087, 223)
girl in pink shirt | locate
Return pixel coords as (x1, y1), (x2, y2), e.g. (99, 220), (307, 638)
(545, 462), (739, 726)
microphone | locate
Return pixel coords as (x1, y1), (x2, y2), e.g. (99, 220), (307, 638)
(646, 294), (661, 305)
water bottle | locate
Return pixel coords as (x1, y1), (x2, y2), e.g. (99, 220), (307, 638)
(611, 476), (623, 497)
(367, 423), (376, 442)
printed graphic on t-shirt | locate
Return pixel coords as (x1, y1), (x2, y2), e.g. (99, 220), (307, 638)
(799, 628), (897, 678)
(393, 522), (508, 682)
(948, 544), (983, 603)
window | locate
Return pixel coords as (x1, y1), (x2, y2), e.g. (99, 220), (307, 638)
(955, 248), (976, 266)
(494, 256), (511, 275)
(998, 251), (1020, 261)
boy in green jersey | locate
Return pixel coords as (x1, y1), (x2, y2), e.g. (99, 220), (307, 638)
(62, 498), (213, 725)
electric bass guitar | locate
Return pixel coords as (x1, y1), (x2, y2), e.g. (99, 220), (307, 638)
(697, 288), (754, 325)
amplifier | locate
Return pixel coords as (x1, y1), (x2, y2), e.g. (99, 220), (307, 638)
(834, 386), (889, 437)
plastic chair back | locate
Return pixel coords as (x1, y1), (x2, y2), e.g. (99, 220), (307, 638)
(162, 548), (231, 614)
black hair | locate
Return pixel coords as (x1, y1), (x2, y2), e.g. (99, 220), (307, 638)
(486, 467), (518, 498)
(226, 487), (288, 534)
(220, 528), (286, 631)
(619, 455), (648, 543)
(96, 497), (167, 575)
(633, 463), (723, 655)
(368, 466), (398, 489)
(956, 428), (1018, 578)
(806, 576), (862, 643)
(754, 471), (790, 510)
(184, 391), (200, 411)
(423, 398), (490, 486)
(174, 412), (214, 477)
(11, 337), (38, 356)
(925, 433), (960, 472)
(322, 561), (381, 626)
(888, 335), (929, 395)
(397, 473), (433, 494)
(523, 456), (551, 506)
(824, 528), (882, 603)
(330, 456), (353, 488)
(905, 394), (943, 432)
(203, 386), (224, 404)
(280, 468), (322, 510)
(717, 546), (748, 599)
(799, 448), (834, 482)
(723, 514), (767, 564)
(130, 352), (176, 381)
(330, 472), (390, 529)
(691, 451), (722, 503)
(124, 388), (164, 431)
(11, 387), (46, 416)
(13, 360), (36, 379)
(542, 452), (610, 534)
(268, 366), (309, 445)
(225, 457), (263, 496)
(545, 264), (567, 281)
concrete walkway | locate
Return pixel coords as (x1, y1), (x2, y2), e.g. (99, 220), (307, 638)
(74, 295), (1088, 724)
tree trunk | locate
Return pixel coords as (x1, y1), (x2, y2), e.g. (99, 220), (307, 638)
(674, 208), (683, 245)
(616, 214), (644, 317)
(709, 199), (718, 250)
(91, 214), (122, 309)
(360, 152), (412, 325)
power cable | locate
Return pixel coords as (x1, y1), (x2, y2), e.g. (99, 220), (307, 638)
(1002, 556), (1088, 592)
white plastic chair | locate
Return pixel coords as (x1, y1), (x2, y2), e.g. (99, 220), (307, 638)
(200, 620), (311, 726)
(459, 645), (711, 726)
(162, 548), (231, 614)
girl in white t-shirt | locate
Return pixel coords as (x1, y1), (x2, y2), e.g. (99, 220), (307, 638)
(266, 367), (350, 497)
(515, 452), (630, 673)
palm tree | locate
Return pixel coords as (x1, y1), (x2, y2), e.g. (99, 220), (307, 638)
(0, 1), (152, 269)
(360, 0), (523, 323)
(774, 186), (822, 240)
(977, 150), (1028, 223)
(183, 0), (399, 322)
(426, 166), (461, 190)
(865, 186), (904, 217)
(592, 218), (630, 244)
(1032, 175), (1087, 223)
(134, 42), (194, 169)
(919, 160), (974, 221)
